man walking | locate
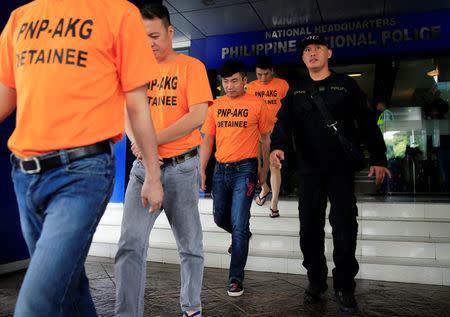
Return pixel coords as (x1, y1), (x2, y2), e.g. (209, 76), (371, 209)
(0, 1), (163, 316)
(246, 55), (289, 218)
(200, 60), (272, 297)
(114, 4), (213, 317)
(270, 35), (390, 312)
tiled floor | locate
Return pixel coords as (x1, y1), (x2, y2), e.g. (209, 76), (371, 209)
(1, 256), (449, 317)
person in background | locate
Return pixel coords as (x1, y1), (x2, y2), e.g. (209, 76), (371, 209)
(376, 101), (394, 133)
(246, 55), (289, 218)
(200, 60), (272, 297)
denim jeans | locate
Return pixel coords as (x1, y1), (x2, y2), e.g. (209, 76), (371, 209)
(115, 152), (204, 316)
(11, 148), (115, 317)
(212, 158), (257, 282)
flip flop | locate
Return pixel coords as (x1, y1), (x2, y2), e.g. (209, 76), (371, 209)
(255, 192), (269, 206)
(269, 208), (280, 218)
(183, 311), (201, 317)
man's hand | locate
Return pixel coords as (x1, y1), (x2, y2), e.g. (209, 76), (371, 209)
(131, 141), (143, 160)
(141, 178), (163, 213)
(368, 166), (392, 185)
(199, 134), (214, 192)
(200, 169), (207, 191)
(270, 150), (284, 169)
(131, 142), (164, 166)
(257, 168), (268, 187)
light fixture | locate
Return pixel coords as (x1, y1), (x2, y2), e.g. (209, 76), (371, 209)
(427, 67), (439, 77)
(427, 59), (439, 77)
(347, 73), (363, 77)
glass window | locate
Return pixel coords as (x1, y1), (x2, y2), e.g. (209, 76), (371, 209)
(384, 56), (450, 194)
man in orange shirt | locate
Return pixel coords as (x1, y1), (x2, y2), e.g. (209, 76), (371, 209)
(200, 60), (272, 297)
(246, 56), (289, 218)
(0, 0), (162, 316)
(114, 4), (213, 317)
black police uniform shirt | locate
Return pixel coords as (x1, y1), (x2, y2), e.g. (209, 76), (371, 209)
(271, 71), (387, 175)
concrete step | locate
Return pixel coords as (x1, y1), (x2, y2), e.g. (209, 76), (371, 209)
(197, 199), (450, 219)
(89, 240), (450, 286)
(93, 224), (450, 261)
(89, 200), (450, 286)
(101, 204), (450, 239)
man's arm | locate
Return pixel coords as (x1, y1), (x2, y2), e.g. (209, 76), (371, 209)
(270, 87), (294, 168)
(349, 78), (390, 184)
(259, 131), (271, 186)
(127, 101), (209, 158)
(0, 83), (16, 123)
(124, 108), (145, 160)
(156, 102), (209, 145)
(351, 79), (386, 166)
(199, 133), (214, 191)
(270, 149), (285, 169)
(125, 85), (163, 212)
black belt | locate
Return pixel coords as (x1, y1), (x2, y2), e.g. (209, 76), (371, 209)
(217, 157), (258, 167)
(13, 140), (111, 174)
(161, 148), (197, 168)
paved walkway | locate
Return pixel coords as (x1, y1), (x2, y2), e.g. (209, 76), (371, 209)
(1, 256), (449, 316)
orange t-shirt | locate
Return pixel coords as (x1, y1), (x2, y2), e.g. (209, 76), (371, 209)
(147, 53), (213, 158)
(0, 0), (158, 158)
(201, 93), (272, 163)
(246, 77), (289, 125)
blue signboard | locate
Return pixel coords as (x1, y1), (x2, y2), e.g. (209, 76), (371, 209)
(191, 9), (450, 69)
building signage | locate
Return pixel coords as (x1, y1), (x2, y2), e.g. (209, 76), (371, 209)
(190, 10), (450, 69)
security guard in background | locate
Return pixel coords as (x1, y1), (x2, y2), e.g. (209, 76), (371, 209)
(376, 101), (394, 132)
(270, 35), (391, 313)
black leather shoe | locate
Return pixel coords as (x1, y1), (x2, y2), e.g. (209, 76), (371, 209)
(304, 283), (328, 303)
(335, 290), (358, 313)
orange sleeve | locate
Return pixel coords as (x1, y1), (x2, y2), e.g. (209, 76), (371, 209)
(281, 80), (290, 99)
(186, 59), (213, 107)
(246, 82), (255, 96)
(201, 105), (216, 135)
(258, 99), (272, 134)
(116, 6), (159, 92)
(0, 11), (16, 88)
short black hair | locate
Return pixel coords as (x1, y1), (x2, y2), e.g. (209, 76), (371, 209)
(219, 60), (247, 78)
(255, 55), (273, 70)
(140, 4), (171, 28)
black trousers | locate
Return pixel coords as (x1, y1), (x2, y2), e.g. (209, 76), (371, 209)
(297, 169), (359, 292)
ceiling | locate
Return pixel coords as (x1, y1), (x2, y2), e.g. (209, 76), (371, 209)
(163, 0), (450, 47)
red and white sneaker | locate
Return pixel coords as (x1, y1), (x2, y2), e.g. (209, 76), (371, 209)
(227, 279), (244, 297)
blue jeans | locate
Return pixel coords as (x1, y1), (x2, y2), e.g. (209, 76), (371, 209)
(212, 158), (257, 282)
(115, 153), (204, 316)
(11, 149), (115, 317)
